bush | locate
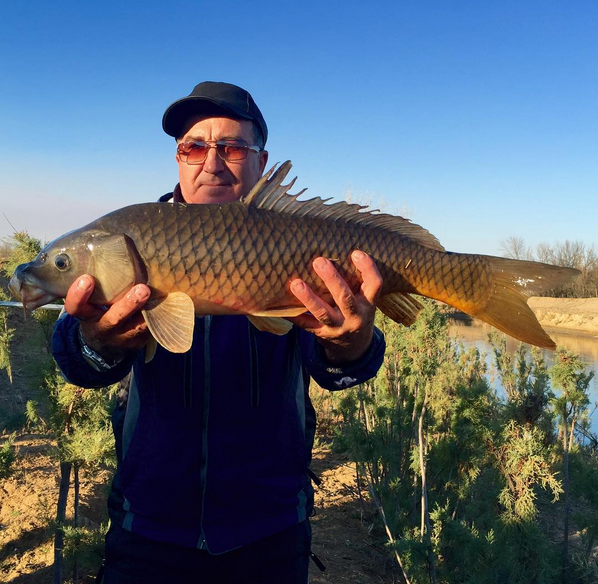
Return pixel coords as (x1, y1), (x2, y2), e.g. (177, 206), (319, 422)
(0, 433), (17, 480)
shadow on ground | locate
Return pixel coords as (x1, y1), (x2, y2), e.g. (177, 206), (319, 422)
(308, 445), (399, 584)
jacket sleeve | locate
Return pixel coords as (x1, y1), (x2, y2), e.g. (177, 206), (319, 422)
(299, 326), (385, 390)
(51, 312), (137, 389)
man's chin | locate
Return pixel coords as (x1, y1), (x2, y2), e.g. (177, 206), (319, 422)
(187, 185), (238, 204)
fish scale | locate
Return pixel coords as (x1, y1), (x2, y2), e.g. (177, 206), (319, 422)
(9, 161), (579, 353)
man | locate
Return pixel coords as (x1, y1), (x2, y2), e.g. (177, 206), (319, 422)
(52, 81), (385, 583)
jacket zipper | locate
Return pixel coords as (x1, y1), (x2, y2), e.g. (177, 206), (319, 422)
(249, 322), (260, 407)
(183, 349), (192, 409)
(197, 315), (212, 550)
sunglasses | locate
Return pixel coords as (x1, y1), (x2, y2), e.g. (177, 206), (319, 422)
(177, 140), (261, 165)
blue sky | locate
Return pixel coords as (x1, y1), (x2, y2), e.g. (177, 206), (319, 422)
(1, 1), (596, 256)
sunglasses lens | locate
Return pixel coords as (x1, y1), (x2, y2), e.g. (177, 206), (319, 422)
(178, 141), (253, 164)
(186, 143), (209, 163)
(218, 144), (247, 162)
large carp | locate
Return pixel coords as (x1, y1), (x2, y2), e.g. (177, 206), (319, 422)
(10, 162), (578, 353)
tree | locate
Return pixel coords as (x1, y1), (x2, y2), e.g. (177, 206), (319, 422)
(0, 289), (16, 384)
(37, 374), (116, 584)
(0, 433), (16, 480)
(489, 333), (553, 432)
(0, 232), (44, 411)
(1, 231), (116, 583)
(550, 349), (593, 583)
(500, 236), (533, 260)
(328, 302), (590, 583)
(0, 231), (44, 276)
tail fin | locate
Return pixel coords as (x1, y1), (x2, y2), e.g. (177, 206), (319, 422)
(469, 257), (579, 349)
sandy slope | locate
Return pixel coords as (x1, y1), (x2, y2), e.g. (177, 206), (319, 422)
(529, 297), (598, 337)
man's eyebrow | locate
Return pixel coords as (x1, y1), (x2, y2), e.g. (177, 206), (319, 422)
(180, 134), (205, 142)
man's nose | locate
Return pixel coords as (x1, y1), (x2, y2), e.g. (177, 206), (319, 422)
(202, 145), (226, 174)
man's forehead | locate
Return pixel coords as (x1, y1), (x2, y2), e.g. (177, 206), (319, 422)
(179, 116), (253, 141)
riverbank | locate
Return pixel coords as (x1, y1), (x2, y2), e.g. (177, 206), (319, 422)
(444, 297), (598, 338)
(441, 297), (598, 338)
(528, 297), (598, 337)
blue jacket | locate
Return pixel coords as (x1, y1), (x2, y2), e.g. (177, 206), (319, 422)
(52, 310), (385, 553)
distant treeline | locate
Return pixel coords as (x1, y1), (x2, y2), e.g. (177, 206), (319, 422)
(501, 237), (598, 298)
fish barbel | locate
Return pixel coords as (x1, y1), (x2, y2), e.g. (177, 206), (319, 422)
(10, 162), (578, 353)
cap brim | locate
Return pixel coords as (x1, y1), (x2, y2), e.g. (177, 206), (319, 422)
(162, 96), (254, 138)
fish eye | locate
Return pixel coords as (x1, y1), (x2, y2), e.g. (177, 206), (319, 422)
(54, 254), (71, 272)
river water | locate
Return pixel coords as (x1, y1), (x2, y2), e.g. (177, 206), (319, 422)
(447, 319), (598, 432)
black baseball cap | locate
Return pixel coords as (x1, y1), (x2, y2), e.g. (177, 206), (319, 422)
(162, 81), (268, 145)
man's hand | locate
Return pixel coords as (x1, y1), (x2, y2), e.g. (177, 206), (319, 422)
(287, 250), (382, 364)
(64, 275), (151, 360)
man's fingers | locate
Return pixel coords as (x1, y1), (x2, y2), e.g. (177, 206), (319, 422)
(289, 252), (382, 363)
(102, 285), (151, 328)
(352, 250), (383, 305)
(290, 252), (381, 329)
(64, 275), (100, 319)
(311, 257), (358, 317)
(285, 313), (322, 333)
(290, 279), (338, 327)
(78, 284), (151, 356)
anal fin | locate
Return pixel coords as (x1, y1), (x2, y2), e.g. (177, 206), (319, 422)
(247, 315), (294, 335)
(378, 293), (423, 326)
(251, 307), (307, 318)
(141, 292), (195, 353)
(247, 306), (307, 335)
(145, 336), (158, 363)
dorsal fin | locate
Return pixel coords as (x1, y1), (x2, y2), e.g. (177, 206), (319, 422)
(241, 161), (445, 252)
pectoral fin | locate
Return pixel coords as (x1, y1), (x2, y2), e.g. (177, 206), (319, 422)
(90, 234), (140, 304)
(141, 292), (195, 353)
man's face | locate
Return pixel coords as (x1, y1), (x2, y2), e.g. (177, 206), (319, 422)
(176, 116), (268, 204)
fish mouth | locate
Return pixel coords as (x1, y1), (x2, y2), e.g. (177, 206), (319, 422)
(9, 275), (58, 311)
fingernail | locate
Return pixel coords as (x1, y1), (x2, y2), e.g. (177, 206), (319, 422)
(353, 250), (366, 261)
(134, 286), (150, 301)
(291, 280), (305, 293)
(77, 276), (92, 291)
(314, 257), (328, 270)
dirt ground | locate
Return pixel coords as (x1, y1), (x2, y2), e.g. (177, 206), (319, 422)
(0, 435), (397, 584)
(309, 447), (397, 583)
(0, 435), (112, 583)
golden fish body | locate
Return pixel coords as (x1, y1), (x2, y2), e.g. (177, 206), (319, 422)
(10, 162), (578, 352)
(117, 203), (488, 317)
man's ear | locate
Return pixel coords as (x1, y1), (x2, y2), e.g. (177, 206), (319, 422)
(259, 150), (269, 174)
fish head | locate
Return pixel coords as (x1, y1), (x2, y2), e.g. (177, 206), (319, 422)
(9, 228), (142, 310)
